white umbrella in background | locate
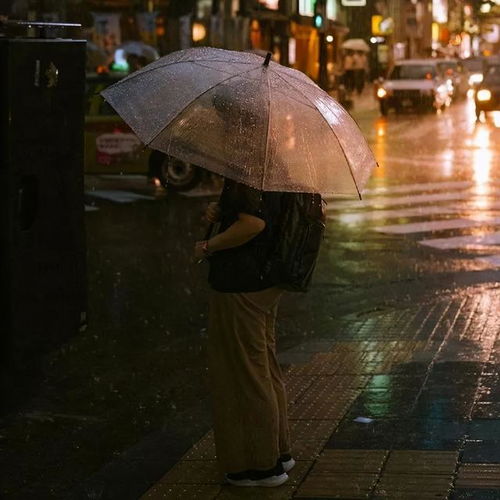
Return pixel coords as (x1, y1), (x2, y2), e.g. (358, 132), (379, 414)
(342, 39), (370, 52)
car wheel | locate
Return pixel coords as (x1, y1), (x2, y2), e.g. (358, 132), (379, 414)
(159, 156), (201, 191)
(380, 101), (388, 116)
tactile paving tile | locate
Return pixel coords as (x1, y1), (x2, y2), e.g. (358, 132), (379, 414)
(216, 460), (313, 499)
(295, 471), (378, 499)
(181, 431), (216, 460)
(312, 449), (389, 474)
(283, 374), (316, 404)
(374, 473), (453, 498)
(288, 394), (358, 420)
(141, 484), (221, 499)
(154, 460), (221, 484)
(294, 375), (367, 405)
(383, 450), (459, 474)
(289, 420), (340, 460)
(455, 463), (500, 488)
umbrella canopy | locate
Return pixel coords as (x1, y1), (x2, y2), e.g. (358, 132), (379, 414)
(102, 47), (376, 195)
(342, 39), (370, 52)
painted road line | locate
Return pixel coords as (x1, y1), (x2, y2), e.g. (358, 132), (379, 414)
(84, 205), (99, 212)
(327, 191), (474, 211)
(85, 190), (155, 203)
(374, 217), (500, 235)
(328, 189), (500, 211)
(362, 181), (474, 196)
(330, 205), (462, 225)
(450, 201), (500, 211)
(419, 231), (500, 250)
(476, 255), (500, 267)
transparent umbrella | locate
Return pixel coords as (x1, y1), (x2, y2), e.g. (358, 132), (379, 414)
(342, 39), (370, 52)
(102, 47), (376, 196)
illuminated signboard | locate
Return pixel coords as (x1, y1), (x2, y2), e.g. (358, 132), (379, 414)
(432, 0), (448, 23)
(258, 0), (279, 8)
(341, 0), (367, 6)
(299, 0), (314, 16)
(327, 0), (337, 19)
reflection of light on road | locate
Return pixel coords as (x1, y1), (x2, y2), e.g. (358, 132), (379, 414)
(492, 112), (500, 128)
(372, 118), (387, 180)
(440, 150), (454, 177)
(472, 126), (492, 209)
(376, 120), (386, 137)
(467, 89), (475, 99)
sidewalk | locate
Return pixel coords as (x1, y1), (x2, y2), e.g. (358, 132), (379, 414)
(142, 283), (500, 499)
(329, 83), (380, 115)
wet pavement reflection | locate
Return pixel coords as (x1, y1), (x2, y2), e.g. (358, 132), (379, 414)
(2, 96), (500, 499)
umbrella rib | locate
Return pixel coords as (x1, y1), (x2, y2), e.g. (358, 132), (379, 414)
(272, 70), (363, 199)
(144, 66), (261, 148)
(262, 67), (272, 191)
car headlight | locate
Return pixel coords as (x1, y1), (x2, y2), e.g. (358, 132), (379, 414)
(477, 89), (492, 101)
(469, 73), (483, 85)
(377, 87), (388, 98)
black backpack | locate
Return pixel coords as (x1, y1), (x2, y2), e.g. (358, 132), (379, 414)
(266, 192), (326, 293)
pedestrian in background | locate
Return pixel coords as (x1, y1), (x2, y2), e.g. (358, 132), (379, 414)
(194, 179), (295, 488)
(342, 50), (356, 94)
(353, 50), (367, 95)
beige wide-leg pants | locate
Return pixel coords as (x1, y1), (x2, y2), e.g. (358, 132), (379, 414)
(208, 287), (291, 474)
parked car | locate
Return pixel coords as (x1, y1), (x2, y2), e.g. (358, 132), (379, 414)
(435, 58), (469, 100)
(376, 59), (452, 115)
(474, 63), (500, 120)
(85, 72), (202, 191)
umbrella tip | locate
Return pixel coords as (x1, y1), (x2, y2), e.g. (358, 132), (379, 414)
(263, 52), (272, 67)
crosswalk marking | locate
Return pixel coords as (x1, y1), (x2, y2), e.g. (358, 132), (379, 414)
(328, 191), (480, 211)
(374, 217), (500, 235)
(477, 255), (500, 267)
(330, 205), (462, 224)
(362, 181), (474, 196)
(328, 179), (500, 269)
(85, 190), (155, 203)
(420, 232), (500, 250)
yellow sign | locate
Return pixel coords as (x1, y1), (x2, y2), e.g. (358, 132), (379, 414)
(372, 15), (383, 35)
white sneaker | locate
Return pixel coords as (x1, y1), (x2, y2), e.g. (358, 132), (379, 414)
(225, 462), (289, 488)
(225, 472), (289, 487)
(280, 456), (296, 473)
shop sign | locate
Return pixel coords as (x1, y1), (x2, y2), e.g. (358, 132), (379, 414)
(432, 0), (448, 23)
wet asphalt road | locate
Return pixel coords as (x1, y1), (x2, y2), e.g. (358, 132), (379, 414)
(2, 96), (500, 499)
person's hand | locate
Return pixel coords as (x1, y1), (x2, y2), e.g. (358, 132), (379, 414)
(205, 202), (221, 223)
(194, 240), (208, 260)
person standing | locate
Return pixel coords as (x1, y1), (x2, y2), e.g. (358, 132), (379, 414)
(342, 50), (356, 94)
(194, 179), (295, 487)
(354, 50), (367, 95)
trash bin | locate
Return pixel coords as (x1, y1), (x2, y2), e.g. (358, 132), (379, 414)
(0, 21), (87, 412)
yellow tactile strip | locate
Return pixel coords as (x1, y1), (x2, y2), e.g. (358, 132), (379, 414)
(383, 450), (459, 475)
(141, 484), (220, 499)
(295, 450), (458, 499)
(295, 449), (387, 499)
(455, 463), (500, 489)
(374, 451), (458, 499)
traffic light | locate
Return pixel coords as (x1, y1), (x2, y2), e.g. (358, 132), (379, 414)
(313, 1), (325, 30)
